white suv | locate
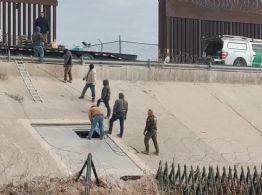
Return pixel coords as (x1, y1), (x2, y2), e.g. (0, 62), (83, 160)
(203, 35), (262, 67)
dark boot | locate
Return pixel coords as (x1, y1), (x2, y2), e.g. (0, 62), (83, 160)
(108, 121), (113, 134)
(154, 151), (159, 156)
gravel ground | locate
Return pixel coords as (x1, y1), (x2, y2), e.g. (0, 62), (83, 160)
(0, 176), (159, 195)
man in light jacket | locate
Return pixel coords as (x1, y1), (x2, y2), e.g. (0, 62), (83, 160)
(79, 64), (96, 102)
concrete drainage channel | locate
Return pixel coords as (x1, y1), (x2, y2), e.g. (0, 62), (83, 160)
(30, 122), (146, 179)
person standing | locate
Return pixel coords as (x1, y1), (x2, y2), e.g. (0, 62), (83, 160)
(142, 109), (159, 155)
(32, 26), (45, 63)
(79, 64), (96, 102)
(34, 12), (49, 43)
(63, 49), (73, 83)
(108, 93), (128, 138)
(97, 80), (111, 118)
(88, 105), (104, 140)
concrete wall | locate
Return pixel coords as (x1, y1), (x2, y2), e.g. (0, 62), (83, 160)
(2, 62), (262, 84)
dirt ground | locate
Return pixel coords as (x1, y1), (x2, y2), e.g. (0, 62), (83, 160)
(0, 176), (159, 195)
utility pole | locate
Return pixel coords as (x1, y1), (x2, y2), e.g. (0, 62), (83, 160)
(119, 35), (122, 54)
(99, 39), (103, 52)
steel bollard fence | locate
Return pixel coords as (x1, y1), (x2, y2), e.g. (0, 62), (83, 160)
(156, 161), (262, 195)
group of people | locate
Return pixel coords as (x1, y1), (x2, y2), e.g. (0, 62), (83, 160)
(32, 12), (50, 63)
(79, 64), (128, 139)
(32, 12), (160, 156)
(75, 63), (159, 155)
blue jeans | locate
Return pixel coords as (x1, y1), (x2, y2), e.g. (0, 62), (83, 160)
(109, 113), (125, 137)
(33, 46), (44, 62)
(89, 115), (104, 139)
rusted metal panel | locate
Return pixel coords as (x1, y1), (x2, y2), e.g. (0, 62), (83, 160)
(27, 3), (32, 39)
(185, 19), (190, 55)
(172, 18), (177, 54)
(18, 3), (22, 35)
(7, 2), (11, 45)
(0, 0), (57, 6)
(193, 19), (198, 57)
(166, 16), (171, 50)
(170, 17), (174, 53)
(177, 18), (181, 56)
(160, 16), (262, 63)
(46, 5), (52, 43)
(166, 0), (262, 24)
(53, 5), (57, 41)
(189, 19), (194, 59)
(32, 4), (37, 23)
(38, 3), (41, 15)
(159, 0), (262, 62)
(13, 2), (16, 45)
(3, 2), (7, 44)
(181, 18), (186, 53)
(158, 0), (167, 57)
(22, 3), (26, 35)
(1, 0), (57, 46)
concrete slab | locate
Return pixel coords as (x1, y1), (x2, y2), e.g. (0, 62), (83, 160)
(1, 62), (262, 184)
(34, 125), (144, 177)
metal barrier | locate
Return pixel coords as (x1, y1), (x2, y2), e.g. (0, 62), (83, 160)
(156, 161), (262, 195)
(2, 54), (262, 73)
(75, 153), (100, 195)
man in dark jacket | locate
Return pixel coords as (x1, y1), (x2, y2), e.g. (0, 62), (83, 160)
(32, 26), (45, 63)
(108, 93), (128, 138)
(63, 49), (73, 83)
(34, 12), (49, 43)
(97, 80), (111, 118)
(142, 109), (159, 155)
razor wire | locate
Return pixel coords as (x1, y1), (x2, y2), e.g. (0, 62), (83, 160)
(156, 161), (262, 195)
(178, 0), (262, 13)
(159, 48), (203, 64)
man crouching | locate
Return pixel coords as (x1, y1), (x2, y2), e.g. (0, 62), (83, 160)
(88, 105), (104, 140)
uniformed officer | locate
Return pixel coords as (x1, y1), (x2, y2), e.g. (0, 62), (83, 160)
(142, 109), (159, 155)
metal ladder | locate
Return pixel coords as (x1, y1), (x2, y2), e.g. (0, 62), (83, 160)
(15, 60), (43, 102)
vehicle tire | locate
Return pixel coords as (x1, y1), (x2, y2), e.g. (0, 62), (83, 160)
(203, 56), (213, 65)
(233, 58), (247, 67)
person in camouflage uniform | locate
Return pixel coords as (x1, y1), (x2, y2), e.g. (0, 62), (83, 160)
(142, 109), (159, 155)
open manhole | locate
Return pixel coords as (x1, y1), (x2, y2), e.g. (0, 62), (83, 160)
(73, 128), (101, 139)
(31, 124), (144, 177)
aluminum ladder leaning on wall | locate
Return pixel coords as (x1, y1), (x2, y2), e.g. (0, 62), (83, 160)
(15, 60), (43, 103)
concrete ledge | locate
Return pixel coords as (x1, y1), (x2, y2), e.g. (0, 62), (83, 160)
(2, 62), (262, 84)
(108, 135), (152, 175)
(30, 119), (91, 126)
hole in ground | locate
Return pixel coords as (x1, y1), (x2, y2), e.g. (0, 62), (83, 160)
(73, 129), (101, 139)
